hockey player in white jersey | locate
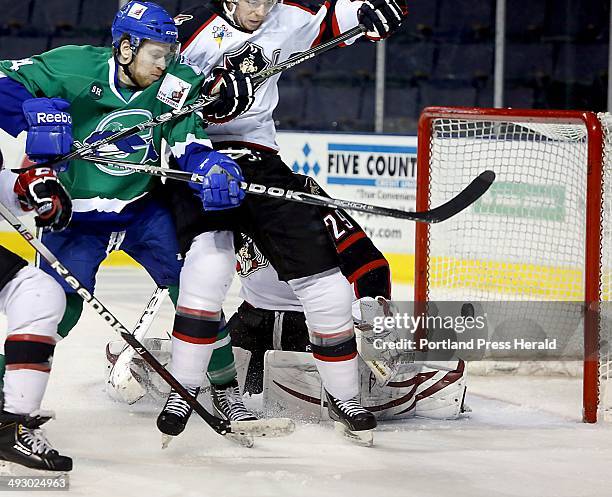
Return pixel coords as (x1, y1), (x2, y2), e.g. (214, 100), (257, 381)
(159, 0), (406, 445)
(0, 150), (73, 472)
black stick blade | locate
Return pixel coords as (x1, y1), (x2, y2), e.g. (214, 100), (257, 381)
(411, 170), (496, 223)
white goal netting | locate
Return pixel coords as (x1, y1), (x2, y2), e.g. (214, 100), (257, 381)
(416, 109), (612, 421)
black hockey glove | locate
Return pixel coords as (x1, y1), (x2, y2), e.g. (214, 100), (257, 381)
(14, 167), (72, 231)
(358, 0), (406, 41)
(201, 69), (255, 124)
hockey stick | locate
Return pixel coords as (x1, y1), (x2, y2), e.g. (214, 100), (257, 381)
(79, 156), (495, 222)
(14, 25), (366, 174)
(107, 286), (168, 404)
(0, 202), (294, 443)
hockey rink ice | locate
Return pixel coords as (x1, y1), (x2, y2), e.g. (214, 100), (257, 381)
(3, 266), (612, 497)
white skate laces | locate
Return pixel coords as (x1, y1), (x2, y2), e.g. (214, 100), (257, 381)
(214, 384), (254, 421)
(334, 398), (368, 416)
(164, 388), (196, 418)
(18, 426), (54, 455)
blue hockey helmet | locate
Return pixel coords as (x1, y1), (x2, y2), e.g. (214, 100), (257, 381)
(112, 1), (179, 50)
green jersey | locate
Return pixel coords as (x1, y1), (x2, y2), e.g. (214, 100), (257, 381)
(0, 45), (210, 215)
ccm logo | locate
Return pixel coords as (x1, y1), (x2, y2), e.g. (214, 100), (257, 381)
(36, 113), (72, 124)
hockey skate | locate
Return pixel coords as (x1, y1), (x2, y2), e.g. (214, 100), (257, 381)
(325, 391), (376, 447)
(212, 380), (296, 445)
(0, 411), (72, 474)
(157, 386), (199, 449)
(211, 380), (258, 422)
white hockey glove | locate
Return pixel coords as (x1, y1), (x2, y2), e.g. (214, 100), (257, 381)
(358, 0), (406, 41)
(353, 296), (409, 386)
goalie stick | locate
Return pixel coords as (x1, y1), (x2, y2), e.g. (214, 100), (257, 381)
(14, 25), (366, 174)
(78, 156), (496, 223)
(107, 286), (168, 404)
(0, 201), (295, 445)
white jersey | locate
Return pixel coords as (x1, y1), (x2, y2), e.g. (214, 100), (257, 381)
(176, 0), (363, 150)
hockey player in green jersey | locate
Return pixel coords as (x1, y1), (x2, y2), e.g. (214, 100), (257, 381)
(0, 1), (256, 437)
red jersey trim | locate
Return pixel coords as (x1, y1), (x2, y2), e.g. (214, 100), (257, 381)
(336, 231), (366, 253)
(347, 258), (388, 284)
(182, 14), (218, 51)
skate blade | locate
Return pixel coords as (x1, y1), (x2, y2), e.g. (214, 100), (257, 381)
(334, 422), (374, 447)
(230, 418), (295, 438)
(161, 434), (174, 450)
(225, 433), (254, 448)
(0, 460), (69, 478)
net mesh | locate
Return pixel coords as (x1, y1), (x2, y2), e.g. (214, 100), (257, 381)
(421, 114), (605, 384)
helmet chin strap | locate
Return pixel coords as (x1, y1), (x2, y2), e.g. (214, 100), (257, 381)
(223, 0), (241, 29)
(115, 46), (145, 90)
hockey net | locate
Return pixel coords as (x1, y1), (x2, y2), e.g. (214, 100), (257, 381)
(414, 107), (612, 423)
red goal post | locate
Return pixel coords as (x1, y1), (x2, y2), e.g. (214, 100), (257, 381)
(414, 107), (607, 423)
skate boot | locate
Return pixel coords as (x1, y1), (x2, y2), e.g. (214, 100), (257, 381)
(325, 391), (376, 446)
(211, 380), (258, 422)
(157, 386), (199, 448)
(0, 411), (72, 472)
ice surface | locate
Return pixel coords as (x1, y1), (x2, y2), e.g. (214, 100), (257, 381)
(2, 267), (612, 497)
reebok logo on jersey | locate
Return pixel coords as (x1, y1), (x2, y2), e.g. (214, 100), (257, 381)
(156, 73), (192, 110)
(36, 113), (72, 125)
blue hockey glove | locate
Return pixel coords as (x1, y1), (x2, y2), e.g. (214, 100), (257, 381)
(190, 151), (245, 210)
(22, 98), (73, 171)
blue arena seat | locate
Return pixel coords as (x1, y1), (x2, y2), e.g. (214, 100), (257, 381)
(49, 36), (103, 50)
(421, 83), (477, 108)
(274, 81), (307, 126)
(433, 43), (494, 83)
(386, 41), (435, 82)
(505, 43), (554, 80)
(80, 0), (118, 31)
(506, 2), (546, 40)
(31, 0), (79, 30)
(437, 0), (493, 39)
(384, 87), (419, 119)
(0, 0), (33, 28)
(553, 43), (608, 84)
(0, 36), (49, 59)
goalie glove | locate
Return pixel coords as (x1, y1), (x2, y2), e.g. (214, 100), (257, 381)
(201, 69), (255, 123)
(358, 0), (406, 41)
(353, 296), (410, 386)
(14, 167), (72, 231)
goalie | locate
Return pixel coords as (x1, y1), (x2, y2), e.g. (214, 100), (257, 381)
(228, 176), (467, 422)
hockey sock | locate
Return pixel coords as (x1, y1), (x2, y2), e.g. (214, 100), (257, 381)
(166, 284), (235, 385)
(168, 284), (179, 307)
(207, 326), (237, 386)
(3, 335), (55, 414)
(312, 335), (359, 400)
(57, 293), (83, 338)
(170, 306), (220, 387)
